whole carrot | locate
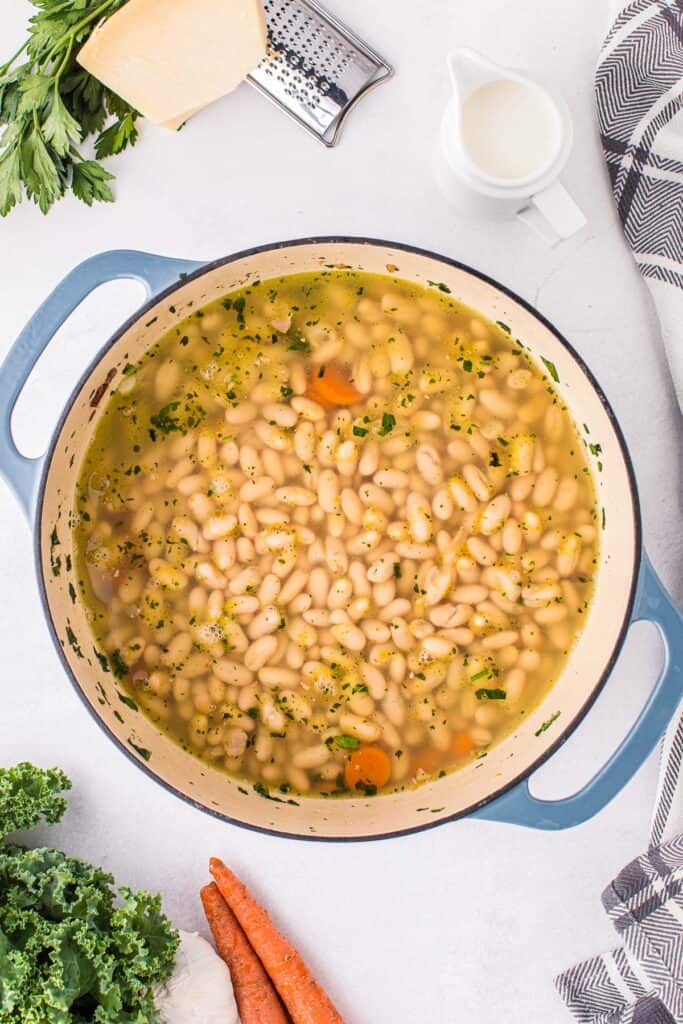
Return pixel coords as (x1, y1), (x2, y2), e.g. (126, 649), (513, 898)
(200, 882), (290, 1024)
(209, 858), (345, 1024)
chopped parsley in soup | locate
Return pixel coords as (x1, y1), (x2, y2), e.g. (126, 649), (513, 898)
(73, 271), (598, 797)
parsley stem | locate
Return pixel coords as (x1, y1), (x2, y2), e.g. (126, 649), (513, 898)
(52, 35), (75, 87)
(0, 40), (29, 78)
(39, 0), (121, 70)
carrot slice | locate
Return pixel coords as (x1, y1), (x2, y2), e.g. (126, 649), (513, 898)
(451, 730), (474, 758)
(210, 859), (345, 1024)
(305, 365), (361, 406)
(200, 882), (289, 1024)
(344, 745), (391, 793)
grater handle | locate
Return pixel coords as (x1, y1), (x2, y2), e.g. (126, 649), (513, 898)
(323, 63), (393, 148)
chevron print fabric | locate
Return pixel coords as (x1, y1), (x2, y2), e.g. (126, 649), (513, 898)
(651, 709), (683, 847)
(595, 0), (683, 406)
(555, 808), (683, 1022)
(556, 7), (682, 1016)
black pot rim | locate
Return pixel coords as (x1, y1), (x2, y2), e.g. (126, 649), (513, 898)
(34, 235), (642, 842)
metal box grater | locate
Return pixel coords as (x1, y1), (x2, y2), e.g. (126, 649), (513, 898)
(247, 0), (393, 147)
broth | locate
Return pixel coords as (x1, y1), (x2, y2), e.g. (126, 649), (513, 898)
(73, 271), (598, 797)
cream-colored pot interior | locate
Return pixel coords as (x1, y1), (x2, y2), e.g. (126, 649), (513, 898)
(37, 239), (638, 839)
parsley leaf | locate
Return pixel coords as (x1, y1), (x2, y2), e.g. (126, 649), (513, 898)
(94, 110), (139, 158)
(41, 90), (82, 157)
(71, 159), (114, 206)
(0, 0), (141, 217)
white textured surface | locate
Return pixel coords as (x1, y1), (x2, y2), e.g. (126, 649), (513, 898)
(1, 2), (681, 1022)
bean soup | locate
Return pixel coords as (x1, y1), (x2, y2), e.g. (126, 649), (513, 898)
(73, 271), (598, 797)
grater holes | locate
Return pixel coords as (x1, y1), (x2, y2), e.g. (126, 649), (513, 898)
(250, 0), (391, 143)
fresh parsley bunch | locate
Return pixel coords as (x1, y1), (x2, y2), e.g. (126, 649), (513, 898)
(0, 762), (178, 1022)
(0, 0), (141, 217)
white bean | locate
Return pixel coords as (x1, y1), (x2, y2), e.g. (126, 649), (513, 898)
(279, 569), (307, 605)
(325, 536), (348, 575)
(291, 395), (326, 421)
(416, 444), (443, 485)
(331, 621), (366, 651)
(247, 604), (281, 639)
(532, 467), (559, 507)
(338, 712), (381, 743)
(479, 494), (511, 536)
(367, 553), (398, 584)
(275, 486), (316, 507)
(245, 635), (278, 671)
(318, 469), (340, 513)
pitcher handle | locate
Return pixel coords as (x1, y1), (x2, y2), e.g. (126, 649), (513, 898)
(0, 250), (204, 522)
(518, 181), (587, 245)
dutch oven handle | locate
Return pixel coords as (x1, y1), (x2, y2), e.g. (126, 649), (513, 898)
(473, 551), (683, 829)
(0, 250), (204, 522)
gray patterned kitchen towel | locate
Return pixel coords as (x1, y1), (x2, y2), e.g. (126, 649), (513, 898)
(555, 5), (683, 1018)
(594, 0), (683, 409)
(554, 710), (683, 1023)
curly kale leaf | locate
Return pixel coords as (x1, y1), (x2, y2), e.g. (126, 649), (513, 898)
(0, 763), (71, 841)
(0, 766), (178, 1022)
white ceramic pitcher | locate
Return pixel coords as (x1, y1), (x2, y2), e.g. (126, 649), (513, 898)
(435, 48), (586, 244)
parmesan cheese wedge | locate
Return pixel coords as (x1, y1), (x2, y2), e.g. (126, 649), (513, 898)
(77, 0), (267, 127)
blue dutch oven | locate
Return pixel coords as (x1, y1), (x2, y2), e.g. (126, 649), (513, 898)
(0, 239), (680, 840)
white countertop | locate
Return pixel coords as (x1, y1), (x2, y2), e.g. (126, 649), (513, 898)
(1, 1), (682, 1021)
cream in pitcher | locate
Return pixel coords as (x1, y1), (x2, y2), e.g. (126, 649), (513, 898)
(435, 48), (586, 243)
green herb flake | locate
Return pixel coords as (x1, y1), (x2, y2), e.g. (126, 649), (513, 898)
(535, 711), (561, 737)
(127, 740), (152, 761)
(64, 626), (82, 658)
(378, 412), (396, 436)
(475, 688), (507, 701)
(232, 296), (246, 328)
(109, 649), (128, 679)
(286, 329), (311, 354)
(150, 401), (181, 435)
(541, 357), (560, 383)
(93, 649), (110, 674)
(333, 735), (360, 750)
(49, 527), (61, 577)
